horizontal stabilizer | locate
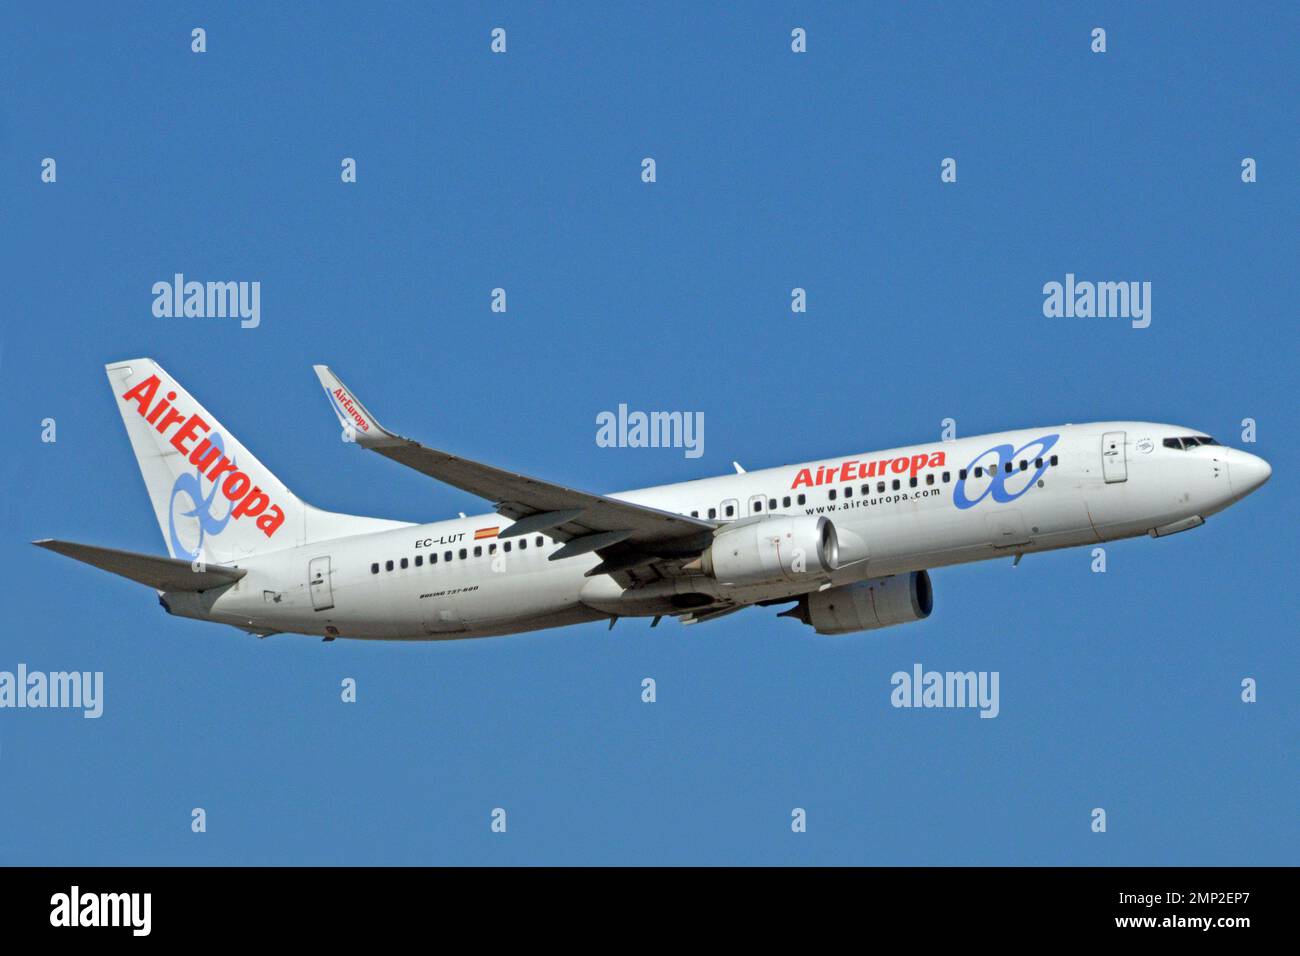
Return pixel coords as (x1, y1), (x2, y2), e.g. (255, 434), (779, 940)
(33, 539), (247, 593)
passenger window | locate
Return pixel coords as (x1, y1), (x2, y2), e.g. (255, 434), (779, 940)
(415, 555), (423, 567)
(754, 500), (763, 512)
(797, 494), (806, 505)
(1050, 454), (1059, 466)
(959, 468), (967, 480)
(877, 481), (885, 493)
(828, 489), (837, 500)
(1004, 461), (1013, 474)
(536, 536), (544, 547)
(708, 508), (717, 519)
(768, 498), (778, 510)
(519, 539), (527, 550)
(371, 563), (379, 574)
(489, 543), (497, 555)
(908, 477), (917, 488)
(724, 504), (735, 517)
(430, 553), (438, 564)
(1019, 460), (1028, 471)
(861, 485), (869, 496)
(783, 496), (791, 508)
(974, 467), (983, 478)
(385, 560), (394, 572)
(892, 479), (900, 491)
(926, 473), (934, 485)
(942, 471), (950, 483)
(844, 486), (853, 498)
(503, 541), (511, 553)
(1035, 458), (1043, 468)
(458, 548), (467, 559)
(691, 510), (699, 518)
(444, 551), (452, 562)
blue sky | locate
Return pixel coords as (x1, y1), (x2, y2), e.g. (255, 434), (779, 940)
(2, 2), (1295, 864)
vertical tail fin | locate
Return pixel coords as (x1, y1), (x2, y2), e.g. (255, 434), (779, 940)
(106, 359), (407, 563)
(106, 359), (303, 562)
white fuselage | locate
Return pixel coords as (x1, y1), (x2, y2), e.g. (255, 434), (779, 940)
(161, 422), (1270, 640)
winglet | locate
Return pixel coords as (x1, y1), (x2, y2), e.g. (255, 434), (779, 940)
(312, 365), (395, 446)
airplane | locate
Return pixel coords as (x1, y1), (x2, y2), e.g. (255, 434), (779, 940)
(35, 358), (1271, 642)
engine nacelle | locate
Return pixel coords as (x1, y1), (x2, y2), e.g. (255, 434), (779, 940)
(780, 571), (933, 635)
(697, 515), (839, 586)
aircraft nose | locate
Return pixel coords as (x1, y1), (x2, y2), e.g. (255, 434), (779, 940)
(1229, 450), (1271, 497)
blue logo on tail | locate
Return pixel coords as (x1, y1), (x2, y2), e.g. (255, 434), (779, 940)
(167, 433), (235, 559)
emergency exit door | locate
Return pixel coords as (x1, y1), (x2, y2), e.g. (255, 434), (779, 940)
(1101, 431), (1127, 483)
(308, 556), (335, 611)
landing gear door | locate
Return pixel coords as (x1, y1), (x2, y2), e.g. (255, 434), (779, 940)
(1102, 431), (1127, 483)
(308, 556), (335, 611)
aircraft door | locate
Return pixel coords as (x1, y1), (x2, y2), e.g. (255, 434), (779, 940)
(308, 556), (335, 611)
(1102, 431), (1128, 483)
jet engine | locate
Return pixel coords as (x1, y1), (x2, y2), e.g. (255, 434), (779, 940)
(696, 515), (839, 586)
(779, 571), (933, 635)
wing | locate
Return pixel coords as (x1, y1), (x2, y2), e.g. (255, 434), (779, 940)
(312, 366), (717, 580)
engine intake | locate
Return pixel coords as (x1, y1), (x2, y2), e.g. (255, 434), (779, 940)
(780, 570), (933, 635)
(697, 515), (839, 586)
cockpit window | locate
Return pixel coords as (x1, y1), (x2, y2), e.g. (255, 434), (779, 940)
(1164, 435), (1219, 450)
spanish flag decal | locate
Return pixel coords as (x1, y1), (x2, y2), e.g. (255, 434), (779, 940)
(474, 526), (500, 540)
